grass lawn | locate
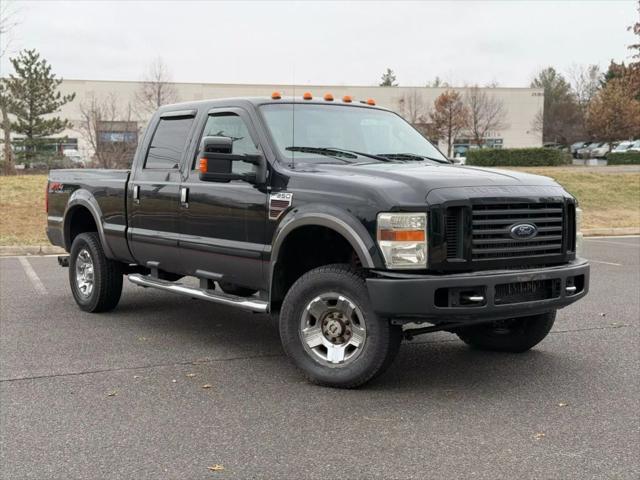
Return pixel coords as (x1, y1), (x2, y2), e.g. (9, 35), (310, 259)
(0, 174), (48, 246)
(511, 167), (640, 230)
(0, 168), (638, 246)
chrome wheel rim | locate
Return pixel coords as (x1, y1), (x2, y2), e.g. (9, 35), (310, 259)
(75, 249), (94, 298)
(299, 292), (367, 367)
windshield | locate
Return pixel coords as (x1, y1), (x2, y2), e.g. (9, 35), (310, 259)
(260, 103), (448, 163)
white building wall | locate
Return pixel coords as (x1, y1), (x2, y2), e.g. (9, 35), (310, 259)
(53, 80), (543, 161)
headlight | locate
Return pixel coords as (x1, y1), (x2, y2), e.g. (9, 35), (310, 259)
(377, 212), (427, 269)
(575, 207), (584, 257)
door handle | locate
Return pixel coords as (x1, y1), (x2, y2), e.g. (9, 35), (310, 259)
(180, 187), (189, 207)
(132, 185), (140, 204)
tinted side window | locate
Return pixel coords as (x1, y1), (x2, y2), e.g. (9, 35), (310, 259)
(197, 113), (259, 174)
(145, 116), (195, 169)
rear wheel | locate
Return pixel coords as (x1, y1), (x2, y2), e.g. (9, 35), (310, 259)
(69, 232), (123, 313)
(279, 264), (402, 388)
(456, 311), (556, 353)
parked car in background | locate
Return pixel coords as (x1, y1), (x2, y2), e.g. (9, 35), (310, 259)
(611, 141), (634, 153)
(611, 141), (633, 153)
(590, 143), (610, 159)
(570, 141), (588, 158)
(577, 142), (602, 159)
(627, 140), (640, 152)
(63, 148), (87, 168)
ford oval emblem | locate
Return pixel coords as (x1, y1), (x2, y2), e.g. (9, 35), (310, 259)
(510, 223), (538, 240)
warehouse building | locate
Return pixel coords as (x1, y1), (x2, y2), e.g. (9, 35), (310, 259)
(37, 80), (544, 165)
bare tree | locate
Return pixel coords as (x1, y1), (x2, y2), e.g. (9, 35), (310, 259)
(568, 64), (602, 108)
(397, 90), (428, 124)
(429, 90), (469, 157)
(465, 85), (507, 147)
(0, 0), (20, 59)
(78, 94), (139, 169)
(135, 57), (178, 115)
(425, 76), (449, 88)
(0, 0), (20, 175)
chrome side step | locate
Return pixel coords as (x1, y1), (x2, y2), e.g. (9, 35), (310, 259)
(128, 274), (268, 313)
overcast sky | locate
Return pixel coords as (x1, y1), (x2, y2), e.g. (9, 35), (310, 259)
(1, 0), (637, 87)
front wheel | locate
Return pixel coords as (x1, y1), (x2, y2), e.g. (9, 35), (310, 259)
(279, 264), (402, 388)
(69, 232), (123, 313)
(456, 311), (556, 353)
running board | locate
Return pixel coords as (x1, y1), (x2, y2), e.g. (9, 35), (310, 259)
(128, 274), (268, 313)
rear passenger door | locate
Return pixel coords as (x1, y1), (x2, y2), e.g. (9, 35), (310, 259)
(128, 110), (196, 274)
(178, 108), (268, 290)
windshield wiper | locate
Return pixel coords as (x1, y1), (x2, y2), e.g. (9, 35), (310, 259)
(286, 146), (391, 163)
(377, 153), (451, 164)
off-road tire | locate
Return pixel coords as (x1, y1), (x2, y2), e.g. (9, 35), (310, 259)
(69, 232), (123, 313)
(279, 264), (402, 388)
(456, 311), (556, 353)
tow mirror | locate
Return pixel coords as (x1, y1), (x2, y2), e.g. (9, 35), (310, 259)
(198, 136), (261, 183)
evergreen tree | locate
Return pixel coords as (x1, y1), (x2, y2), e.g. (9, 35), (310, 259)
(379, 68), (398, 87)
(530, 67), (583, 144)
(5, 49), (75, 162)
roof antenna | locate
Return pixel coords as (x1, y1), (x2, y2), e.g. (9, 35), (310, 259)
(291, 64), (296, 170)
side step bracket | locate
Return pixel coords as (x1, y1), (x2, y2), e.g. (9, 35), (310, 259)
(128, 274), (268, 313)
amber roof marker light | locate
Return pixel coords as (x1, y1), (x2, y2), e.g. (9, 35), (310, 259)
(271, 91), (282, 100)
(303, 92), (313, 100)
(342, 95), (352, 103)
(323, 93), (334, 101)
(366, 98), (376, 106)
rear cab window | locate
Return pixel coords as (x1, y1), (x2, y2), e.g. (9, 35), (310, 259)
(144, 115), (195, 170)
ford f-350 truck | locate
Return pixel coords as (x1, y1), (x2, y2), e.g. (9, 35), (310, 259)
(47, 94), (590, 388)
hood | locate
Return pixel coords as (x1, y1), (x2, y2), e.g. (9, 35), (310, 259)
(288, 161), (562, 208)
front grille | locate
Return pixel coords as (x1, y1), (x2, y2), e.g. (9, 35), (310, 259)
(495, 279), (561, 305)
(471, 203), (564, 261)
(445, 207), (463, 259)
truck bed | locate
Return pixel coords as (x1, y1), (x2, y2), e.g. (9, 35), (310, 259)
(47, 169), (131, 261)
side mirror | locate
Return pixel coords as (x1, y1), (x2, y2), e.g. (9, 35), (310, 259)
(198, 136), (262, 183)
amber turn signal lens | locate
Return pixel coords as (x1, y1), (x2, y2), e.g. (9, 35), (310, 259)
(271, 91), (282, 100)
(303, 92), (313, 100)
(378, 230), (425, 242)
(342, 95), (352, 103)
(323, 93), (334, 101)
(199, 158), (208, 174)
(366, 98), (376, 106)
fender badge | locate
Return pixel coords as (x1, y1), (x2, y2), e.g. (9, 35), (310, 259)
(269, 192), (293, 220)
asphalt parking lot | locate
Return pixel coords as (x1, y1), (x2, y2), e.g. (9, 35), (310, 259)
(1, 237), (638, 479)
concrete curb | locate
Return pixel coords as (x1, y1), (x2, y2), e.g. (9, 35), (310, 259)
(0, 245), (66, 256)
(1, 228), (638, 257)
(582, 227), (640, 236)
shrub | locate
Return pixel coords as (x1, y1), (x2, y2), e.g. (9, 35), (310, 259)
(607, 152), (640, 165)
(466, 148), (572, 167)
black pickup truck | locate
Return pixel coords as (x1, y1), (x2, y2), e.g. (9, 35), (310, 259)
(47, 94), (589, 388)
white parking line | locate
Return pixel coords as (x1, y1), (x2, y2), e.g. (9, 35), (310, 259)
(589, 260), (623, 266)
(18, 257), (48, 295)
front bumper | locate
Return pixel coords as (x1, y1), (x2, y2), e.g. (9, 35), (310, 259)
(366, 259), (589, 324)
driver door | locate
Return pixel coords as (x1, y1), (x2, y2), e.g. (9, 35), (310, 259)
(178, 107), (268, 290)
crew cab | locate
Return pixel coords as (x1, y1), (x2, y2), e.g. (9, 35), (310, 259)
(47, 94), (590, 388)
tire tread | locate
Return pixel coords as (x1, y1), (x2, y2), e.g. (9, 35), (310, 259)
(70, 232), (123, 313)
